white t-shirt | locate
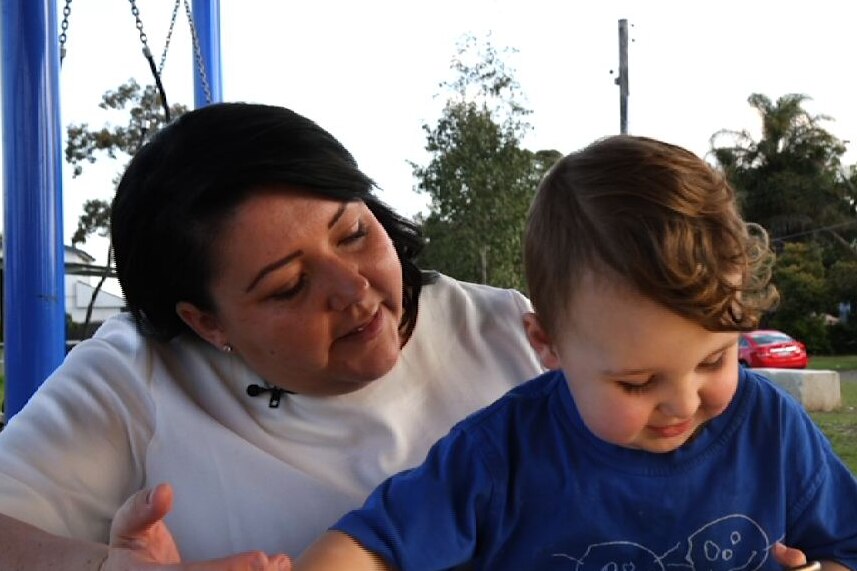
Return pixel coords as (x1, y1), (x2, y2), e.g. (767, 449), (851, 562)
(0, 274), (543, 559)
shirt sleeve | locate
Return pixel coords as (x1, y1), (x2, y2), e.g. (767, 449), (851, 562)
(0, 317), (156, 541)
(333, 423), (498, 570)
(786, 413), (857, 570)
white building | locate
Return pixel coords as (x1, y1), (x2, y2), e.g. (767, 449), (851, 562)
(63, 245), (125, 324)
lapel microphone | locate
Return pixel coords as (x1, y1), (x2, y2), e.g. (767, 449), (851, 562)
(246, 384), (294, 408)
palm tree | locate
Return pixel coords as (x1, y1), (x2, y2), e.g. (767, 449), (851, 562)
(710, 93), (856, 258)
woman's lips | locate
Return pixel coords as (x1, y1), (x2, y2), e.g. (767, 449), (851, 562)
(340, 309), (383, 342)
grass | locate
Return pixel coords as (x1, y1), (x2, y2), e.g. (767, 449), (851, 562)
(809, 373), (857, 475)
(808, 354), (857, 371)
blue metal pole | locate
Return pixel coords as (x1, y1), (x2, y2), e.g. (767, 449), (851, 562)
(1, 0), (66, 419)
(191, 0), (222, 108)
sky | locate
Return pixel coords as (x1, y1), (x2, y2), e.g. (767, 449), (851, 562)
(5, 0), (857, 274)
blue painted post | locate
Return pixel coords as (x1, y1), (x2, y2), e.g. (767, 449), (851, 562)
(1, 0), (66, 418)
(191, 0), (222, 107)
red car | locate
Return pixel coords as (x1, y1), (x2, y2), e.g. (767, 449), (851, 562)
(738, 330), (808, 369)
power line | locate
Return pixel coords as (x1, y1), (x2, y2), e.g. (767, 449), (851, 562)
(771, 219), (857, 241)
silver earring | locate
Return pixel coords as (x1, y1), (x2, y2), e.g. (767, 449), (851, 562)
(222, 344), (233, 353)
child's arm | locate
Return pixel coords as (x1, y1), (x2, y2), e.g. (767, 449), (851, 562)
(294, 531), (395, 571)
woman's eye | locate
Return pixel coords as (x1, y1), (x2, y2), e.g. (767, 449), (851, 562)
(340, 221), (368, 245)
(699, 353), (726, 371)
(271, 275), (306, 300)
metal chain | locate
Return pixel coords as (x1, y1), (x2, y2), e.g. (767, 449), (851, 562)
(127, 0), (171, 122)
(58, 0), (73, 64)
(183, 0), (212, 104)
(128, 0), (153, 60)
(158, 0), (182, 76)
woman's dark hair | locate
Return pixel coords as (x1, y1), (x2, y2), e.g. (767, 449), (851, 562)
(112, 102), (430, 341)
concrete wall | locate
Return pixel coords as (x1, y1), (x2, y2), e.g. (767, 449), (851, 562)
(755, 368), (842, 412)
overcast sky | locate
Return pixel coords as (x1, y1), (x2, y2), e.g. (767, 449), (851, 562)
(5, 0), (857, 269)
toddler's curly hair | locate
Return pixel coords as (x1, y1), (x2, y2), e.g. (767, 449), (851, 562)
(525, 135), (778, 336)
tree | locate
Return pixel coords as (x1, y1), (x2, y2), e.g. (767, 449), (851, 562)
(710, 94), (857, 353)
(66, 79), (187, 241)
(764, 242), (832, 354)
(412, 36), (561, 291)
(710, 93), (857, 259)
(827, 259), (857, 354)
(64, 79), (187, 336)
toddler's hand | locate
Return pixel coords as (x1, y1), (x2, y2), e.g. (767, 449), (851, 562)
(772, 542), (817, 570)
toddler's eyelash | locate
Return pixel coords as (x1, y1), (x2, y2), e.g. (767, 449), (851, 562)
(619, 380), (653, 395)
(699, 353), (726, 370)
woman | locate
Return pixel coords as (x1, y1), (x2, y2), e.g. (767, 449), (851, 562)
(0, 103), (543, 570)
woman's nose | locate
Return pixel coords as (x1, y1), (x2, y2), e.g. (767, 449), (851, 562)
(326, 258), (370, 311)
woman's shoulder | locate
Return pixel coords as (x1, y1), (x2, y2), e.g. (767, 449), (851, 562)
(422, 273), (533, 315)
(62, 313), (234, 391)
(409, 274), (543, 380)
(85, 311), (147, 351)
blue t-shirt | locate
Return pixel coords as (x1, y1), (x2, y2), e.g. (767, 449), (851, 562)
(334, 368), (857, 571)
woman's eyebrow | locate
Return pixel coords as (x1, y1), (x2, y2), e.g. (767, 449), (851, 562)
(245, 251), (302, 293)
(328, 202), (348, 228)
(245, 203), (352, 293)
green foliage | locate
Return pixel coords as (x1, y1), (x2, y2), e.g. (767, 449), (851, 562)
(711, 93), (857, 259)
(65, 79), (188, 246)
(771, 242), (831, 317)
(828, 322), (857, 355)
(829, 259), (857, 305)
(712, 93), (857, 352)
(71, 199), (111, 246)
(766, 242), (832, 353)
(66, 313), (102, 341)
(412, 36), (561, 290)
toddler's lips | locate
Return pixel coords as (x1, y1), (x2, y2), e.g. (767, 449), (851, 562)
(649, 419), (692, 438)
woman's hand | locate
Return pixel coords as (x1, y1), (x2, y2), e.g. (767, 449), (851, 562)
(105, 483), (291, 570)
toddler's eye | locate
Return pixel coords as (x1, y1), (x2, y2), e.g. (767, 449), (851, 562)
(618, 379), (653, 394)
(699, 353), (726, 371)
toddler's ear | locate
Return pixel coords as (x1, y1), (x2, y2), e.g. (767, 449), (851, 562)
(523, 313), (561, 370)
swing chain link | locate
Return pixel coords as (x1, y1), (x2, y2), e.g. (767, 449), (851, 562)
(158, 0), (182, 76)
(128, 0), (152, 60)
(183, 0), (212, 105)
(59, 0), (73, 64)
(57, 0), (210, 106)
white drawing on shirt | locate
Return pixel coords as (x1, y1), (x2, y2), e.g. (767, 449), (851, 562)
(552, 540), (666, 571)
(552, 514), (773, 571)
(679, 514), (771, 571)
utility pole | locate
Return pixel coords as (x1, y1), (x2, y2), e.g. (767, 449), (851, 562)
(615, 18), (630, 134)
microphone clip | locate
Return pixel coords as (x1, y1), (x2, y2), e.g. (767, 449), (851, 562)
(246, 384), (293, 408)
